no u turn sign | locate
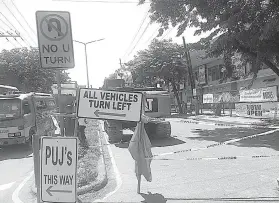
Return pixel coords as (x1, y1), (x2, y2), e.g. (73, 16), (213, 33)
(36, 11), (75, 69)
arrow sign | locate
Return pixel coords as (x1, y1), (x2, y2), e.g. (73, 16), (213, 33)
(94, 110), (126, 117)
(46, 186), (72, 196)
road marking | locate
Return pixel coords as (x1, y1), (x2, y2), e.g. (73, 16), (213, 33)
(12, 171), (34, 203)
(0, 181), (15, 191)
(94, 122), (122, 202)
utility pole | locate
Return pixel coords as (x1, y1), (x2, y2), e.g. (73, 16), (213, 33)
(73, 38), (105, 88)
(182, 36), (199, 115)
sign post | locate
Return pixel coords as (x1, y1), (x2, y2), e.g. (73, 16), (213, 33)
(77, 88), (143, 121)
(40, 137), (77, 203)
(36, 10), (75, 203)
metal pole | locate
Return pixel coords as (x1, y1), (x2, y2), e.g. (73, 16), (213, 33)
(56, 70), (65, 136)
(84, 44), (90, 88)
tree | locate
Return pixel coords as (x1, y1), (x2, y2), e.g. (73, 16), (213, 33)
(0, 48), (70, 93)
(125, 39), (187, 113)
(139, 0), (279, 78)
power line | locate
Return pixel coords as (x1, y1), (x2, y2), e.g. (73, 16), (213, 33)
(0, 12), (17, 30)
(2, 0), (36, 46)
(128, 22), (150, 56)
(145, 27), (159, 44)
(161, 26), (175, 40)
(123, 10), (149, 58)
(6, 38), (17, 48)
(0, 12), (31, 47)
(11, 0), (36, 35)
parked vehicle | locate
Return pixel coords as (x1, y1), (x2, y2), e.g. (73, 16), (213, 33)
(0, 85), (21, 95)
(0, 92), (57, 147)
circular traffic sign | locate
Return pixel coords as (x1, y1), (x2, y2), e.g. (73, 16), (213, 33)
(40, 14), (68, 41)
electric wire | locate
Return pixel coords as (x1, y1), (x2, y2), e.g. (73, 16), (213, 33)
(127, 21), (150, 56)
(123, 10), (149, 59)
(2, 0), (36, 46)
(11, 0), (36, 35)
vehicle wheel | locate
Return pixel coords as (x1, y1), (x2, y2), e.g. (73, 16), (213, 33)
(144, 123), (157, 139)
(106, 120), (123, 143)
(155, 121), (171, 138)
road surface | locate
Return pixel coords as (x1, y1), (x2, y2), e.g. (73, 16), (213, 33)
(0, 144), (33, 203)
(79, 118), (279, 202)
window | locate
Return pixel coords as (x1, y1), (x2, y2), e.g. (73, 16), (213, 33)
(208, 65), (223, 82)
(23, 101), (31, 115)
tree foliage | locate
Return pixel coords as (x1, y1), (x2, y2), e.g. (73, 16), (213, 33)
(124, 39), (187, 113)
(140, 0), (279, 77)
(0, 48), (70, 93)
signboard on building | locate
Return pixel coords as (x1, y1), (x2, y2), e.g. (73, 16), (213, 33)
(77, 88), (142, 121)
(36, 11), (75, 69)
(198, 65), (206, 85)
(145, 98), (158, 112)
(40, 137), (77, 203)
(203, 94), (214, 103)
(52, 83), (77, 96)
(240, 86), (278, 102)
(235, 102), (279, 118)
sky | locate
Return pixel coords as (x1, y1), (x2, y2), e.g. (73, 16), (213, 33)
(0, 0), (209, 88)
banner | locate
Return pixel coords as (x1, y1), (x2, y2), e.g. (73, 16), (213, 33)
(198, 66), (206, 85)
(235, 102), (279, 118)
(203, 94), (213, 103)
(240, 86), (277, 102)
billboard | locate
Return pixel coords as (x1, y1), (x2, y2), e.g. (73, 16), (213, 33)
(240, 86), (278, 102)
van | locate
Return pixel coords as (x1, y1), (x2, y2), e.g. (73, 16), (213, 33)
(0, 92), (57, 146)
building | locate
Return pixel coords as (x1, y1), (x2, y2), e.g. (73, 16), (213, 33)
(179, 50), (279, 118)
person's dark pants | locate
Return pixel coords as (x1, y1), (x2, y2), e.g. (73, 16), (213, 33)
(79, 125), (86, 141)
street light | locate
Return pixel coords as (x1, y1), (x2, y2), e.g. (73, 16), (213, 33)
(73, 38), (105, 88)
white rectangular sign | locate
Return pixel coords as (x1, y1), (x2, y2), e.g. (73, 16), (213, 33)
(203, 94), (214, 103)
(51, 83), (77, 96)
(240, 86), (277, 102)
(36, 11), (75, 69)
(77, 88), (143, 121)
(40, 137), (77, 203)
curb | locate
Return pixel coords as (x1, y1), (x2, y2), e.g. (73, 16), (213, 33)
(77, 121), (108, 195)
(77, 151), (108, 195)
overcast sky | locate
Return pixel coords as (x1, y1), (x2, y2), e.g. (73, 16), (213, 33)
(0, 0), (209, 88)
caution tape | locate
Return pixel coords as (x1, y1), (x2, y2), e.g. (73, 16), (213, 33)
(153, 154), (279, 161)
(145, 128), (279, 159)
(97, 122), (279, 160)
(179, 119), (274, 129)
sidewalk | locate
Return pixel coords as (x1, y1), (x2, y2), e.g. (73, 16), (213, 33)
(189, 115), (274, 127)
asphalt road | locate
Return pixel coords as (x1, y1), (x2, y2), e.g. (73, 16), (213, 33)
(88, 118), (279, 203)
(0, 144), (33, 203)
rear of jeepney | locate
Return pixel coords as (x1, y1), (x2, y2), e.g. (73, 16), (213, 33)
(0, 96), (27, 145)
